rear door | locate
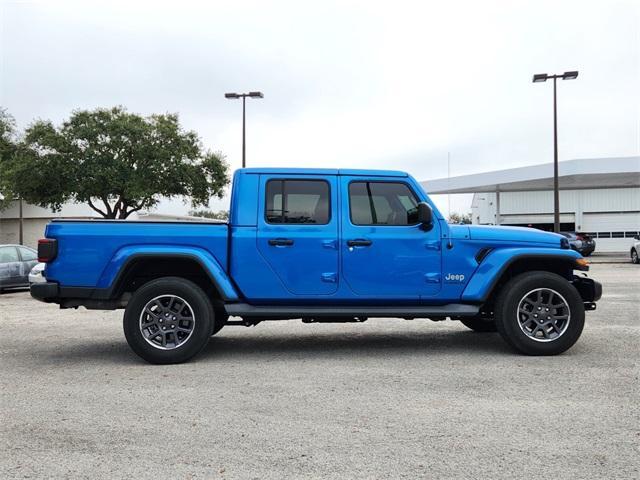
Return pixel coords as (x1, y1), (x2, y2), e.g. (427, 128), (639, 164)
(256, 175), (339, 295)
(0, 246), (22, 287)
(340, 177), (442, 299)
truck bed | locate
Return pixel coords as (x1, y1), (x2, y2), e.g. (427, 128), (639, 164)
(44, 219), (229, 288)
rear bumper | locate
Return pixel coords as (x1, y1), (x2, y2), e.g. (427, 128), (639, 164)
(30, 281), (124, 309)
(0, 278), (29, 288)
(579, 244), (596, 255)
(30, 281), (60, 302)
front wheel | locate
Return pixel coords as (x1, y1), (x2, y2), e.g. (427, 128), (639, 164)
(632, 248), (639, 264)
(123, 277), (214, 364)
(495, 271), (585, 355)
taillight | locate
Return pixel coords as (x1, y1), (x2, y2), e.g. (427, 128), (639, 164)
(38, 238), (58, 263)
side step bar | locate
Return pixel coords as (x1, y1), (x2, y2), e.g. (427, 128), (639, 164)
(224, 303), (479, 319)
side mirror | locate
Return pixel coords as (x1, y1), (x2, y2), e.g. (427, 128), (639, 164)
(417, 202), (433, 226)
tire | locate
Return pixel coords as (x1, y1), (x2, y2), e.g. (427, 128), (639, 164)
(632, 248), (639, 264)
(123, 277), (214, 364)
(494, 271), (585, 355)
(460, 317), (497, 332)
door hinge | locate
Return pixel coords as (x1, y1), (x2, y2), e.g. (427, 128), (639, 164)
(321, 272), (337, 283)
(424, 241), (441, 251)
(322, 240), (338, 250)
(424, 273), (441, 284)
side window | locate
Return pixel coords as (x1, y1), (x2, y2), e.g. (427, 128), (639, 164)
(349, 182), (419, 226)
(266, 180), (330, 224)
(19, 247), (37, 261)
(0, 246), (19, 264)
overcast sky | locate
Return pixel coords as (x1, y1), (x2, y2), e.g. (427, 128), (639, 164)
(1, 0), (638, 216)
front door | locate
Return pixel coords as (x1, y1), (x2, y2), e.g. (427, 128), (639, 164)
(18, 246), (38, 283)
(340, 177), (442, 299)
(257, 175), (339, 295)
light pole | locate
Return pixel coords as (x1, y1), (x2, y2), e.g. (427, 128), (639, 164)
(532, 71), (578, 233)
(224, 91), (264, 168)
(18, 196), (23, 245)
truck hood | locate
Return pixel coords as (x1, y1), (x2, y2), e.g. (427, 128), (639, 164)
(450, 224), (565, 247)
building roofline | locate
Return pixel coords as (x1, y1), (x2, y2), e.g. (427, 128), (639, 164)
(421, 156), (640, 194)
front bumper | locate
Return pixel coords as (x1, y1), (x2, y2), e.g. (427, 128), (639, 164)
(572, 276), (602, 304)
(29, 272), (47, 284)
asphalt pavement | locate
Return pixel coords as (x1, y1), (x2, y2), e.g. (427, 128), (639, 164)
(1, 263), (638, 479)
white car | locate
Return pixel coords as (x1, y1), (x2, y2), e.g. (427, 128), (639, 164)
(28, 262), (46, 284)
(631, 236), (640, 264)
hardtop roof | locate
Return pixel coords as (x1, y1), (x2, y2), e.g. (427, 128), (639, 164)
(239, 168), (408, 177)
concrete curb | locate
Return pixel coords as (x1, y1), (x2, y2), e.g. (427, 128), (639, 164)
(588, 254), (631, 264)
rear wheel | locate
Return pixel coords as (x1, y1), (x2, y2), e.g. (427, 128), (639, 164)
(211, 309), (228, 336)
(495, 271), (585, 355)
(632, 248), (639, 264)
(460, 317), (497, 332)
(123, 277), (214, 364)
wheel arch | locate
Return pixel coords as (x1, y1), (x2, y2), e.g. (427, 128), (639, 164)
(95, 248), (240, 302)
(462, 250), (583, 305)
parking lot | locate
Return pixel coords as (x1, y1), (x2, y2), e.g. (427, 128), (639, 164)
(1, 263), (638, 479)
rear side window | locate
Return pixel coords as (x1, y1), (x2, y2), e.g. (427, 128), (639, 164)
(265, 180), (330, 224)
(349, 182), (419, 226)
(0, 246), (19, 263)
(18, 247), (37, 261)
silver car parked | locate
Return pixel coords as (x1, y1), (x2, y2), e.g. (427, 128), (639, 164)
(0, 244), (38, 291)
(28, 262), (46, 284)
(631, 236), (640, 264)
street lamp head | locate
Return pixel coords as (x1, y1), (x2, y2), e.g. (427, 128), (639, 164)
(225, 93), (240, 99)
(532, 73), (548, 83)
(562, 71), (579, 80)
(248, 91), (264, 98)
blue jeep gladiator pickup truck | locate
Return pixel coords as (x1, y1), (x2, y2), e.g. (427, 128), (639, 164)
(31, 168), (602, 363)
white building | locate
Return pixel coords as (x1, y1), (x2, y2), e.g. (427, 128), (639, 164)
(0, 201), (209, 249)
(0, 201), (95, 249)
(422, 156), (640, 252)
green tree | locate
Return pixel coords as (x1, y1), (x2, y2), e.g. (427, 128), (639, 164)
(0, 108), (17, 159)
(188, 209), (229, 221)
(448, 212), (472, 224)
(2, 107), (229, 218)
(0, 108), (19, 208)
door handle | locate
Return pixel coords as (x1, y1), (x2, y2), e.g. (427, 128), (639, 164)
(347, 239), (373, 247)
(268, 238), (294, 246)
